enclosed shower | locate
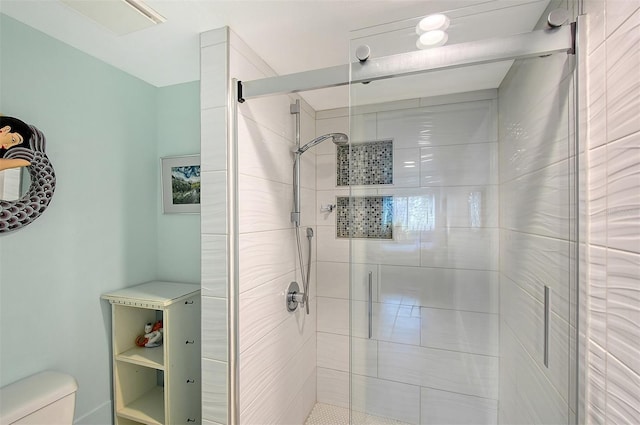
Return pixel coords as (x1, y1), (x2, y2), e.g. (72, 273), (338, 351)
(199, 0), (582, 423)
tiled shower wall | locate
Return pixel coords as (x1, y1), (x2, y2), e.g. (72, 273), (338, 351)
(315, 90), (500, 424)
(585, 1), (640, 423)
(231, 32), (318, 425)
(200, 27), (318, 425)
(497, 48), (576, 424)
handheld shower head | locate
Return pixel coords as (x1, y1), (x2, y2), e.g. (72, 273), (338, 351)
(297, 132), (349, 154)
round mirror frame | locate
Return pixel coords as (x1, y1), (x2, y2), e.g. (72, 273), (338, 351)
(0, 125), (56, 233)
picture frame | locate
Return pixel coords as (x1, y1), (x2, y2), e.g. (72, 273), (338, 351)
(161, 155), (201, 214)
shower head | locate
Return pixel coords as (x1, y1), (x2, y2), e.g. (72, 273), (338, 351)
(297, 133), (348, 154)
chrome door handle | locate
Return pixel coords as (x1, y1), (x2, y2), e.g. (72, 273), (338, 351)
(544, 285), (550, 368)
(368, 271), (373, 339)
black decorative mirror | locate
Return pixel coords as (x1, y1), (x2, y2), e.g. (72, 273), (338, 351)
(0, 116), (56, 233)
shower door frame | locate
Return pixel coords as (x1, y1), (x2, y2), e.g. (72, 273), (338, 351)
(228, 20), (581, 425)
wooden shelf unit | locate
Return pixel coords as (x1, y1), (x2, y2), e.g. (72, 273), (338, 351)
(102, 281), (201, 425)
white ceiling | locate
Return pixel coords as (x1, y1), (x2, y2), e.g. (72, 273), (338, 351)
(0, 0), (552, 110)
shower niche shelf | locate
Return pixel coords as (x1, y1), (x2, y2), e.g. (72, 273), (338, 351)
(102, 281), (201, 425)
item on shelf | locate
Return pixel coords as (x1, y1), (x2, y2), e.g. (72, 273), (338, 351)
(135, 320), (163, 348)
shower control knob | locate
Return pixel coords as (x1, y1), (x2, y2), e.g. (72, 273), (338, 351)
(356, 45), (371, 62)
(547, 9), (569, 28)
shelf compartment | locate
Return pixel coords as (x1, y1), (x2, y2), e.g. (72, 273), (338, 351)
(111, 304), (164, 367)
(116, 346), (164, 370)
(115, 362), (165, 425)
(117, 386), (164, 425)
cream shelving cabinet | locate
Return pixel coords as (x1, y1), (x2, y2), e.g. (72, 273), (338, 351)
(102, 281), (201, 425)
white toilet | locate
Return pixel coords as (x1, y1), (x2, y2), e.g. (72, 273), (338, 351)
(0, 370), (78, 424)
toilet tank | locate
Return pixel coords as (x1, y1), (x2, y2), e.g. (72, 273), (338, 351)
(0, 371), (78, 425)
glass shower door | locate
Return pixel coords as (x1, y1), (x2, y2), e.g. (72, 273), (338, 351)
(346, 2), (578, 424)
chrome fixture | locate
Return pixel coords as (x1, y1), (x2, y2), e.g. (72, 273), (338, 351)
(356, 45), (371, 62)
(292, 132), (348, 226)
(547, 9), (569, 28)
(320, 204), (337, 213)
(286, 281), (304, 312)
(289, 101), (348, 315)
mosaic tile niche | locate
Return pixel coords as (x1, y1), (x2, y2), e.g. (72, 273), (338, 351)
(336, 196), (393, 239)
(336, 140), (393, 186)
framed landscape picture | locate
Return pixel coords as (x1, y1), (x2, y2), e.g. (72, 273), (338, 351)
(161, 155), (201, 214)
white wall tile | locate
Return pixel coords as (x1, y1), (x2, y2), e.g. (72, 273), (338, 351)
(200, 42), (228, 110)
(392, 148), (420, 187)
(513, 341), (569, 425)
(239, 272), (295, 353)
(501, 160), (570, 240)
(587, 341), (606, 424)
(589, 145), (608, 247)
(376, 302), (421, 345)
(585, 0), (606, 53)
(420, 227), (498, 271)
(380, 186), (499, 232)
(588, 43), (607, 150)
(421, 308), (498, 356)
(202, 296), (227, 362)
(202, 358), (227, 424)
(315, 153), (336, 191)
(200, 27), (227, 48)
(421, 388), (498, 425)
(607, 133), (640, 253)
(378, 341), (498, 399)
(201, 171), (227, 234)
(606, 8), (640, 142)
(317, 367), (349, 408)
(317, 296), (349, 336)
(281, 368), (317, 425)
(589, 246), (607, 348)
(319, 368), (421, 424)
(239, 228), (296, 294)
(240, 333), (316, 425)
(351, 374), (421, 424)
(239, 174), (292, 233)
(316, 225), (349, 263)
(202, 234), (227, 298)
(379, 265), (499, 314)
(605, 0), (640, 38)
(500, 229), (571, 322)
(606, 249), (640, 375)
(201, 106), (227, 172)
(606, 353), (640, 424)
(498, 81), (572, 182)
(237, 114), (294, 185)
(316, 332), (377, 377)
(420, 143), (498, 187)
(240, 307), (315, 418)
(316, 261), (349, 299)
(377, 100), (497, 149)
(346, 113), (378, 144)
(501, 276), (570, 401)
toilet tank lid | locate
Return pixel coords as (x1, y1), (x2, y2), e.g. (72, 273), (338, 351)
(0, 371), (78, 424)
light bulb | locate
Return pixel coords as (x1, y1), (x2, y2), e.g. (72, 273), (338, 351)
(415, 14), (450, 35)
(416, 30), (449, 49)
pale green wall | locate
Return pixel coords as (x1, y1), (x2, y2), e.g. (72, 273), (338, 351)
(157, 82), (201, 284)
(0, 14), (200, 424)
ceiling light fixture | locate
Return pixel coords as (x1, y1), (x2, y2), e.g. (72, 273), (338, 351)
(416, 14), (450, 34)
(416, 30), (449, 49)
(415, 14), (450, 50)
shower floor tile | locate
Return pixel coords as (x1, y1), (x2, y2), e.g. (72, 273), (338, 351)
(305, 403), (412, 425)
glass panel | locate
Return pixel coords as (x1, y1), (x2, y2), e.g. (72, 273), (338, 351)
(347, 2), (578, 424)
